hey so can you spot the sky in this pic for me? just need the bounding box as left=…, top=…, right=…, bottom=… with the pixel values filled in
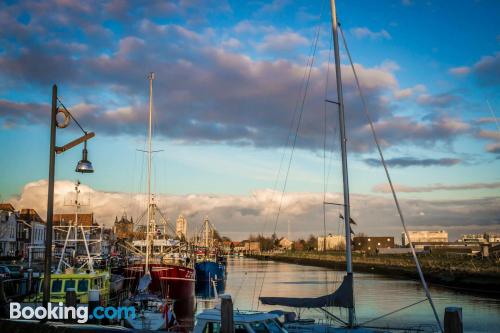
left=0, top=0, right=499, bottom=241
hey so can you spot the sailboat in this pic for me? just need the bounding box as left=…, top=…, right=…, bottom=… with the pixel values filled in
left=258, top=1, right=445, bottom=332
left=123, top=72, right=195, bottom=330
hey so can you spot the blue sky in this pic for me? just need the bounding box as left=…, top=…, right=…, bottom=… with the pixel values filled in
left=0, top=0, right=499, bottom=239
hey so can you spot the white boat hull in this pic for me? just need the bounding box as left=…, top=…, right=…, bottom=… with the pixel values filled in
left=126, top=311, right=166, bottom=330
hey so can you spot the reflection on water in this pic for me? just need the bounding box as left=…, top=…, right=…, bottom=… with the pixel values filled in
left=196, top=257, right=500, bottom=333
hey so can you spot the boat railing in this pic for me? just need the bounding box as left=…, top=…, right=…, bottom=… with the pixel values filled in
left=0, top=277, right=40, bottom=301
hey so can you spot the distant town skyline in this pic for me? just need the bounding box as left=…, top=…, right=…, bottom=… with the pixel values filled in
left=1, top=0, right=499, bottom=240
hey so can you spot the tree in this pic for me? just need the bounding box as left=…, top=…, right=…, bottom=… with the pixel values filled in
left=306, top=234, right=317, bottom=251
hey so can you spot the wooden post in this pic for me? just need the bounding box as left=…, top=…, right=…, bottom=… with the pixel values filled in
left=221, top=295, right=234, bottom=333
left=88, top=289, right=100, bottom=323
left=65, top=288, right=77, bottom=323
left=444, top=307, right=463, bottom=333
left=0, top=280, right=8, bottom=318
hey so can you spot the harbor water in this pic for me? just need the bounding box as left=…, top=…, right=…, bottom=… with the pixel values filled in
left=196, top=257, right=500, bottom=333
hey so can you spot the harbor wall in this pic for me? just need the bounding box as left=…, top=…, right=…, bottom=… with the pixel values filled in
left=248, top=252, right=500, bottom=295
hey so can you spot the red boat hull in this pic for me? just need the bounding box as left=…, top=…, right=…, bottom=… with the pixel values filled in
left=124, top=263, right=195, bottom=299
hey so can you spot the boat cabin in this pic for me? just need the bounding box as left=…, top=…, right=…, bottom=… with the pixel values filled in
left=194, top=309, right=287, bottom=333
left=36, top=271, right=110, bottom=303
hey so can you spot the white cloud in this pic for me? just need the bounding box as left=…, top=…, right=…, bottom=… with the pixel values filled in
left=448, top=66, right=471, bottom=76
left=6, top=180, right=500, bottom=242
left=350, top=27, right=391, bottom=40
left=393, top=84, right=426, bottom=100
left=257, top=32, right=308, bottom=53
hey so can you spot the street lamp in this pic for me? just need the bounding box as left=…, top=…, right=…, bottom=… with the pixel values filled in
left=42, top=84, right=95, bottom=308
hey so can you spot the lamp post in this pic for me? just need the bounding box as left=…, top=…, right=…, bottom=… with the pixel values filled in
left=42, top=84, right=95, bottom=308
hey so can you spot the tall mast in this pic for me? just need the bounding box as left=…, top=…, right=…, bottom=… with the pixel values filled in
left=145, top=72, right=155, bottom=274
left=329, top=0, right=355, bottom=327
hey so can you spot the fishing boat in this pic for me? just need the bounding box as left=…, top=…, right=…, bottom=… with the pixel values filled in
left=194, top=217, right=226, bottom=283
left=34, top=181, right=111, bottom=304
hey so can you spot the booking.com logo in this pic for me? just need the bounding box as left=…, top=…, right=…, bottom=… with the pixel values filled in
left=10, top=302, right=135, bottom=324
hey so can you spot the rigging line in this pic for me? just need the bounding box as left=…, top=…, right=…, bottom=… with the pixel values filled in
left=257, top=0, right=327, bottom=310
left=272, top=7, right=323, bottom=236
left=358, top=298, right=428, bottom=326
left=486, top=100, right=500, bottom=132
left=338, top=24, right=444, bottom=333
left=261, top=8, right=322, bottom=238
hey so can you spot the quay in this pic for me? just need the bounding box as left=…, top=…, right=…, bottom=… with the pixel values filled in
left=248, top=251, right=500, bottom=295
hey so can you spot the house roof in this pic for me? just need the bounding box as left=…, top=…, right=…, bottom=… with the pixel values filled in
left=19, top=208, right=45, bottom=223
left=0, top=203, right=15, bottom=212
left=53, top=213, right=94, bottom=226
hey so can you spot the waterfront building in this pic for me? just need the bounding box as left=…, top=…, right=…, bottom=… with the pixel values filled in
left=53, top=212, right=101, bottom=257
left=485, top=232, right=500, bottom=245
left=18, top=208, right=46, bottom=260
left=317, top=234, right=345, bottom=251
left=53, top=212, right=95, bottom=226
left=278, top=237, right=293, bottom=250
left=0, top=203, right=17, bottom=257
left=353, top=236, right=394, bottom=254
left=246, top=241, right=261, bottom=253
left=113, top=213, right=134, bottom=240
left=459, top=234, right=487, bottom=244
left=176, top=214, right=188, bottom=239
left=402, top=230, right=448, bottom=246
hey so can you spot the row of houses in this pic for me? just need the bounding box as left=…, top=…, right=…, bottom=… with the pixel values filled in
left=0, top=203, right=119, bottom=261
left=0, top=203, right=46, bottom=259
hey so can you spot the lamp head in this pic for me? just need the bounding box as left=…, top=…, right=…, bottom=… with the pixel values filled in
left=75, top=142, right=94, bottom=173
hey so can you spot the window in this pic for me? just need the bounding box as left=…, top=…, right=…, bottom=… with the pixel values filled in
left=64, top=280, right=76, bottom=291
left=235, top=324, right=248, bottom=333
left=250, top=322, right=270, bottom=333
left=202, top=322, right=221, bottom=333
left=78, top=279, right=89, bottom=292
left=51, top=279, right=62, bottom=292
left=265, top=320, right=284, bottom=333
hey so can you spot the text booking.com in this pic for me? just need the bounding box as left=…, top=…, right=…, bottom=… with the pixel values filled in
left=10, top=302, right=135, bottom=324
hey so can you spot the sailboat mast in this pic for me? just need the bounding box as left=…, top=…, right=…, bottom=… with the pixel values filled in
left=145, top=72, right=155, bottom=274
left=329, top=0, right=355, bottom=327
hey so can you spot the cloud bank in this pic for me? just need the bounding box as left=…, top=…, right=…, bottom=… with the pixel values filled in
left=7, top=180, right=500, bottom=242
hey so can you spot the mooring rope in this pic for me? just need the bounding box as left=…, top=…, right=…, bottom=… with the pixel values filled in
left=338, top=24, right=444, bottom=333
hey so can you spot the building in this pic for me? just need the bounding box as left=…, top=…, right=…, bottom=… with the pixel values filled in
left=113, top=213, right=134, bottom=240
left=18, top=208, right=46, bottom=260
left=53, top=212, right=95, bottom=226
left=244, top=241, right=261, bottom=253
left=317, top=234, right=345, bottom=251
left=0, top=203, right=17, bottom=257
left=459, top=234, right=487, bottom=244
left=402, top=230, right=448, bottom=246
left=485, top=233, right=500, bottom=245
left=175, top=214, right=188, bottom=239
left=353, top=236, right=394, bottom=254
left=278, top=237, right=293, bottom=250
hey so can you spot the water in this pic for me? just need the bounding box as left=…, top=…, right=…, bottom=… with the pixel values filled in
left=196, top=257, right=500, bottom=332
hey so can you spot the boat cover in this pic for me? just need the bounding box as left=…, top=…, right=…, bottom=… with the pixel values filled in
left=259, top=274, right=353, bottom=308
